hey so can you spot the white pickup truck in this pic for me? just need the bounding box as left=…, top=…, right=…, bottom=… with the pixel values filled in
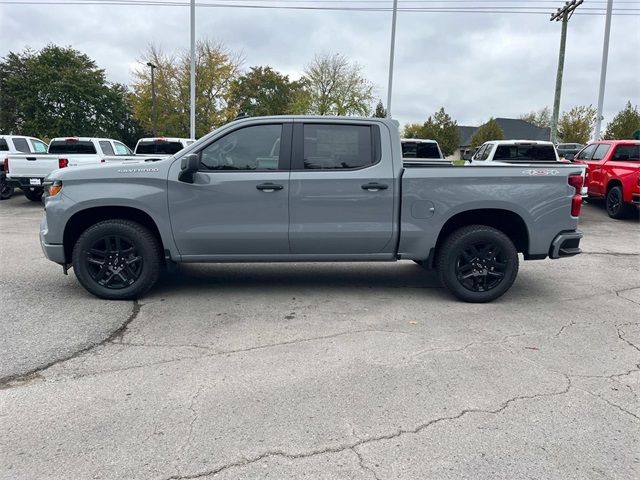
left=470, top=140, right=560, bottom=164
left=5, top=137, right=139, bottom=201
left=134, top=137, right=194, bottom=157
left=1, top=135, right=49, bottom=199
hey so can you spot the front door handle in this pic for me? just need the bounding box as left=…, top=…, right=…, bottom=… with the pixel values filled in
left=256, top=183, right=284, bottom=192
left=361, top=182, right=389, bottom=191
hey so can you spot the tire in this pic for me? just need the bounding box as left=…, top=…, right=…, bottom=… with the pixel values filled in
left=72, top=219, right=162, bottom=300
left=605, top=186, right=633, bottom=219
left=22, top=187, right=43, bottom=202
left=0, top=179, right=13, bottom=200
left=436, top=225, right=519, bottom=303
left=413, top=260, right=425, bottom=266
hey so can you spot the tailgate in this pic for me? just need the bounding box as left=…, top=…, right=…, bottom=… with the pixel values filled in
left=6, top=154, right=60, bottom=179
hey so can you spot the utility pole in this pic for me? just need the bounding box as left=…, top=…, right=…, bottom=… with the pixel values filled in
left=190, top=0, right=196, bottom=139
left=386, top=0, right=399, bottom=118
left=146, top=62, right=158, bottom=136
left=550, top=0, right=583, bottom=144
left=593, top=0, right=613, bottom=141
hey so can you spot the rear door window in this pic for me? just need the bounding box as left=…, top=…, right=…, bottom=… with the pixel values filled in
left=302, top=124, right=375, bottom=170
left=13, top=138, right=30, bottom=153
left=612, top=145, right=640, bottom=162
left=30, top=139, right=48, bottom=153
left=49, top=140, right=97, bottom=154
left=99, top=141, right=115, bottom=156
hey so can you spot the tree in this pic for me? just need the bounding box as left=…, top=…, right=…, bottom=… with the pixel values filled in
left=132, top=40, right=242, bottom=138
left=229, top=66, right=307, bottom=117
left=519, top=107, right=551, bottom=128
left=302, top=53, right=374, bottom=116
left=403, top=123, right=423, bottom=138
left=372, top=100, right=386, bottom=118
left=558, top=105, right=596, bottom=144
left=0, top=45, right=141, bottom=143
left=402, top=108, right=460, bottom=156
left=471, top=118, right=504, bottom=147
left=604, top=101, right=640, bottom=140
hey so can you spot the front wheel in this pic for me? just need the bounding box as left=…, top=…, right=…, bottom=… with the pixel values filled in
left=437, top=225, right=519, bottom=303
left=72, top=219, right=162, bottom=300
left=22, top=187, right=43, bottom=202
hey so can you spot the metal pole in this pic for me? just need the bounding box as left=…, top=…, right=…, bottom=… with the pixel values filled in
left=386, top=0, right=398, bottom=118
left=550, top=12, right=568, bottom=144
left=190, top=0, right=196, bottom=139
left=593, top=0, right=613, bottom=141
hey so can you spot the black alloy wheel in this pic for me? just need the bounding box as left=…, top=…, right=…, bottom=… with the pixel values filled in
left=454, top=241, right=508, bottom=293
left=85, top=235, right=143, bottom=289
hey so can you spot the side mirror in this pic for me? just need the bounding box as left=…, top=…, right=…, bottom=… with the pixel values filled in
left=565, top=153, right=575, bottom=161
left=178, top=153, right=200, bottom=183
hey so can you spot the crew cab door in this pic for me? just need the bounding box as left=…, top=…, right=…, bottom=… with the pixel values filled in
left=288, top=121, right=395, bottom=255
left=168, top=121, right=292, bottom=257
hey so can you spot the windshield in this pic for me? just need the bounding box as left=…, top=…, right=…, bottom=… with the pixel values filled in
left=136, top=141, right=185, bottom=155
left=402, top=142, right=442, bottom=159
left=493, top=144, right=557, bottom=162
left=49, top=140, right=97, bottom=154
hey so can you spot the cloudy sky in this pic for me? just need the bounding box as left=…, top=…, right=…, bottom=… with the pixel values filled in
left=0, top=0, right=638, bottom=128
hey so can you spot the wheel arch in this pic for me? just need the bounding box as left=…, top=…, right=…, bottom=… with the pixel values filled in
left=63, top=206, right=164, bottom=264
left=606, top=179, right=623, bottom=194
left=430, top=208, right=530, bottom=267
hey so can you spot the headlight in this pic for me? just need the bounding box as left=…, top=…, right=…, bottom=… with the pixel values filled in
left=47, top=180, right=63, bottom=197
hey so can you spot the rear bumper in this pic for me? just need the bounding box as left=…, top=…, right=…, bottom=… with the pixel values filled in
left=549, top=230, right=583, bottom=259
left=6, top=176, right=46, bottom=188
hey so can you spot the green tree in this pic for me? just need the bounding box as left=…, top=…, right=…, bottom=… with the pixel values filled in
left=229, top=66, right=307, bottom=116
left=403, top=123, right=423, bottom=138
left=416, top=107, right=460, bottom=156
left=132, top=40, right=242, bottom=138
left=372, top=100, right=386, bottom=118
left=471, top=118, right=504, bottom=147
left=302, top=53, right=374, bottom=116
left=519, top=107, right=551, bottom=128
left=604, top=101, right=640, bottom=140
left=0, top=45, right=141, bottom=142
left=558, top=105, right=597, bottom=144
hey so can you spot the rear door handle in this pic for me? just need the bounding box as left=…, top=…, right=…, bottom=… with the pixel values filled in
left=26, top=157, right=37, bottom=161
left=256, top=183, right=284, bottom=192
left=361, top=182, right=388, bottom=191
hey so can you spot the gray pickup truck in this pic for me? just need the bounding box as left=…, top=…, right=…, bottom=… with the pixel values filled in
left=40, top=116, right=585, bottom=303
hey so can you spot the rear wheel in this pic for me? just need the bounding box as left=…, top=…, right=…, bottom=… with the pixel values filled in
left=22, top=187, right=43, bottom=202
left=72, top=219, right=162, bottom=300
left=0, top=178, right=13, bottom=200
left=606, top=186, right=633, bottom=219
left=437, top=225, right=519, bottom=303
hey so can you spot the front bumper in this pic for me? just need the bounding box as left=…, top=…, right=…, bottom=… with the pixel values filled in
left=549, top=230, right=583, bottom=259
left=40, top=215, right=66, bottom=264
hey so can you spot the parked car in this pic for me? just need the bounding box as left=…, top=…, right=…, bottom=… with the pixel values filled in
left=134, top=137, right=195, bottom=157
left=5, top=137, right=139, bottom=201
left=470, top=140, right=559, bottom=164
left=40, top=116, right=585, bottom=303
left=401, top=139, right=445, bottom=161
left=571, top=140, right=640, bottom=219
left=0, top=135, right=48, bottom=200
left=556, top=143, right=584, bottom=159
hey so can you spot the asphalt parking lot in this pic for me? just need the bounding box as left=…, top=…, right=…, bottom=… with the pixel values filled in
left=1, top=193, right=639, bottom=480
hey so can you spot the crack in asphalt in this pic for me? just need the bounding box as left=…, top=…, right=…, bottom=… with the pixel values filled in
left=351, top=447, right=381, bottom=480
left=159, top=379, right=572, bottom=480
left=0, top=300, right=141, bottom=389
left=616, top=323, right=640, bottom=354
left=577, top=388, right=640, bottom=423
left=554, top=320, right=576, bottom=338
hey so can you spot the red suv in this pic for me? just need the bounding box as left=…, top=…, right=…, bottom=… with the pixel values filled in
left=572, top=140, right=640, bottom=219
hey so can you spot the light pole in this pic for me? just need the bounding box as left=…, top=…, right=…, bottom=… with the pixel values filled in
left=190, top=0, right=196, bottom=139
left=146, top=62, right=158, bottom=136
left=386, top=0, right=399, bottom=118
left=593, top=0, right=613, bottom=141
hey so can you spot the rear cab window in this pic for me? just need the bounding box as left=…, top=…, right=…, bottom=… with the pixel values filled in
left=493, top=144, right=557, bottom=162
left=13, top=138, right=30, bottom=153
left=300, top=124, right=377, bottom=170
left=402, top=142, right=441, bottom=159
left=49, top=140, right=97, bottom=154
left=136, top=140, right=185, bottom=155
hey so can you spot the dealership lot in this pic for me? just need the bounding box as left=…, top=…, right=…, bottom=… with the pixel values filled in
left=1, top=195, right=639, bottom=479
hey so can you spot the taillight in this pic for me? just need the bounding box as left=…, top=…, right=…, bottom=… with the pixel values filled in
left=568, top=174, right=583, bottom=217
left=59, top=158, right=69, bottom=169
left=3, top=158, right=8, bottom=173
